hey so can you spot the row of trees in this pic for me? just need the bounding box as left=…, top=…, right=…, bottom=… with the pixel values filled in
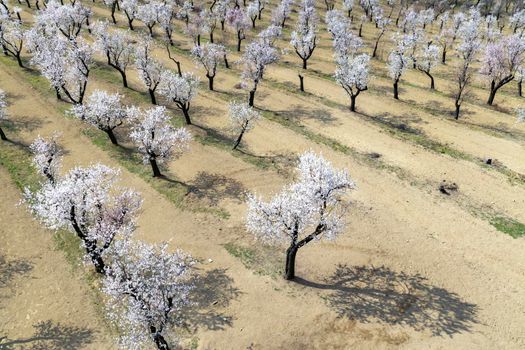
left=24, top=135, right=193, bottom=349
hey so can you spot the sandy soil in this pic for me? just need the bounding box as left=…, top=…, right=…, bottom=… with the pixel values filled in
left=1, top=1, right=525, bottom=349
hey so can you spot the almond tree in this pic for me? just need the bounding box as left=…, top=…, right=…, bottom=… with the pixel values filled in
left=35, top=1, right=91, bottom=40
left=185, top=10, right=208, bottom=46
left=121, top=0, right=138, bottom=30
left=271, top=0, right=293, bottom=27
left=388, top=33, right=415, bottom=99
left=226, top=7, right=249, bottom=51
left=158, top=2, right=176, bottom=45
left=290, top=0, right=317, bottom=70
left=71, top=90, right=129, bottom=145
left=228, top=101, right=260, bottom=149
left=191, top=43, right=225, bottom=91
left=326, top=9, right=363, bottom=58
left=93, top=22, right=133, bottom=88
left=103, top=239, right=192, bottom=350
left=214, top=0, right=231, bottom=31
left=415, top=42, right=439, bottom=89
left=335, top=53, right=370, bottom=112
left=24, top=164, right=141, bottom=275
left=102, top=0, right=119, bottom=24
left=137, top=1, right=161, bottom=36
left=135, top=37, right=164, bottom=105
left=258, top=24, right=282, bottom=46
left=453, top=16, right=481, bottom=119
left=239, top=39, right=279, bottom=107
left=246, top=152, right=355, bottom=280
left=158, top=71, right=199, bottom=124
left=371, top=14, right=390, bottom=58
left=247, top=1, right=259, bottom=28
left=29, top=134, right=62, bottom=184
left=129, top=106, right=191, bottom=177
left=0, top=89, right=7, bottom=140
left=481, top=35, right=525, bottom=105
left=343, top=0, right=353, bottom=18
left=0, top=17, right=25, bottom=67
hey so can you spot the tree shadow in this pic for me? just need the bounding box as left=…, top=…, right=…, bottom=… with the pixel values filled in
left=295, top=264, right=478, bottom=337
left=186, top=171, right=246, bottom=205
left=0, top=320, right=95, bottom=350
left=3, top=116, right=45, bottom=133
left=0, top=254, right=33, bottom=290
left=268, top=105, right=337, bottom=124
left=180, top=268, right=242, bottom=332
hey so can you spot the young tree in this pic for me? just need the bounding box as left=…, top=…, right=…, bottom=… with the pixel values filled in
left=480, top=35, right=525, bottom=105
left=121, top=0, right=139, bottom=30
left=247, top=1, right=259, bottom=28
left=372, top=15, right=390, bottom=58
left=334, top=53, right=370, bottom=112
left=137, top=1, right=161, bottom=37
left=103, top=239, right=192, bottom=350
left=185, top=10, right=208, bottom=46
left=271, top=0, right=293, bottom=27
left=158, top=71, right=199, bottom=124
left=24, top=164, right=141, bottom=275
left=29, top=134, right=62, bottom=184
left=226, top=7, right=249, bottom=51
left=102, top=0, right=119, bottom=24
left=239, top=40, right=279, bottom=107
left=191, top=43, right=225, bottom=91
left=246, top=151, right=355, bottom=280
left=135, top=37, right=164, bottom=105
left=290, top=0, right=318, bottom=70
left=0, top=89, right=7, bottom=140
left=453, top=17, right=481, bottom=119
left=228, top=101, right=260, bottom=149
left=0, top=17, right=25, bottom=67
left=415, top=42, right=439, bottom=89
left=71, top=90, right=129, bottom=145
left=388, top=33, right=415, bottom=99
left=129, top=106, right=191, bottom=177
left=93, top=23, right=133, bottom=88
left=158, top=2, right=176, bottom=45
left=343, top=0, right=353, bottom=18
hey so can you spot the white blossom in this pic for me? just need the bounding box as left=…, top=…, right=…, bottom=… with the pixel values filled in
left=228, top=101, right=261, bottom=149
left=29, top=134, right=62, bottom=184
left=158, top=71, right=199, bottom=124
left=334, top=53, right=370, bottom=111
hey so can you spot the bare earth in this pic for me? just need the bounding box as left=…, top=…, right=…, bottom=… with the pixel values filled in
left=1, top=2, right=525, bottom=349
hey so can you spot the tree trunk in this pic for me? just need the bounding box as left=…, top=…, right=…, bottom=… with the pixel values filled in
left=15, top=53, right=23, bottom=68
left=85, top=240, right=106, bottom=274
left=237, top=32, right=242, bottom=52
left=372, top=39, right=379, bottom=58
left=150, top=157, right=162, bottom=177
left=298, top=74, right=304, bottom=92
left=150, top=326, right=170, bottom=350
left=425, top=71, right=435, bottom=90
left=111, top=2, right=117, bottom=23
left=181, top=105, right=192, bottom=125
left=233, top=128, right=245, bottom=150
left=393, top=80, right=399, bottom=100
left=105, top=128, right=118, bottom=145
left=210, top=31, right=214, bottom=43
left=302, top=58, right=307, bottom=70
left=0, top=127, right=6, bottom=141
left=359, top=24, right=363, bottom=37
left=441, top=47, right=447, bottom=64
left=519, top=81, right=522, bottom=97
left=207, top=75, right=214, bottom=91
left=118, top=68, right=128, bottom=88
left=248, top=89, right=255, bottom=107
left=224, top=54, right=230, bottom=69
left=284, top=244, right=298, bottom=280
left=454, top=101, right=461, bottom=120
left=487, top=80, right=498, bottom=105
left=149, top=89, right=157, bottom=105
left=127, top=17, right=134, bottom=30
left=350, top=95, right=357, bottom=112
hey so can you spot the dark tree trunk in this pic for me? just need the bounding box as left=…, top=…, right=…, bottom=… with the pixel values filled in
left=150, top=157, right=162, bottom=177
left=210, top=31, right=214, bottom=43
left=150, top=326, right=170, bottom=350
left=105, top=128, right=118, bottom=145
left=248, top=89, right=255, bottom=107
left=487, top=87, right=497, bottom=105
left=233, top=128, right=245, bottom=149
left=181, top=105, right=192, bottom=125
left=393, top=80, right=399, bottom=99
left=424, top=71, right=435, bottom=89
left=251, top=17, right=256, bottom=28
left=111, top=1, right=117, bottom=23
left=372, top=39, right=379, bottom=58
left=197, top=34, right=201, bottom=46
left=284, top=244, right=298, bottom=280
left=221, top=20, right=225, bottom=31
left=149, top=89, right=157, bottom=105
left=127, top=17, right=134, bottom=30
left=224, top=54, right=230, bottom=68
left=298, top=74, right=304, bottom=92
left=119, top=69, right=128, bottom=88
left=359, top=23, right=363, bottom=37
left=442, top=46, right=447, bottom=64
left=350, top=95, right=357, bottom=112
left=15, top=53, right=23, bottom=68
left=55, top=87, right=62, bottom=100
left=454, top=101, right=461, bottom=120
left=519, top=81, right=523, bottom=97
left=302, top=58, right=307, bottom=70
left=207, top=75, right=214, bottom=90
left=0, top=127, right=6, bottom=140
left=237, top=31, right=242, bottom=51
left=85, top=240, right=106, bottom=274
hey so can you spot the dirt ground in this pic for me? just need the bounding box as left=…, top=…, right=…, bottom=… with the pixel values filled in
left=1, top=1, right=525, bottom=349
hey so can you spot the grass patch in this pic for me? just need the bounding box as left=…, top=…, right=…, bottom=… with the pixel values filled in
left=223, top=242, right=283, bottom=278
left=489, top=216, right=525, bottom=238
